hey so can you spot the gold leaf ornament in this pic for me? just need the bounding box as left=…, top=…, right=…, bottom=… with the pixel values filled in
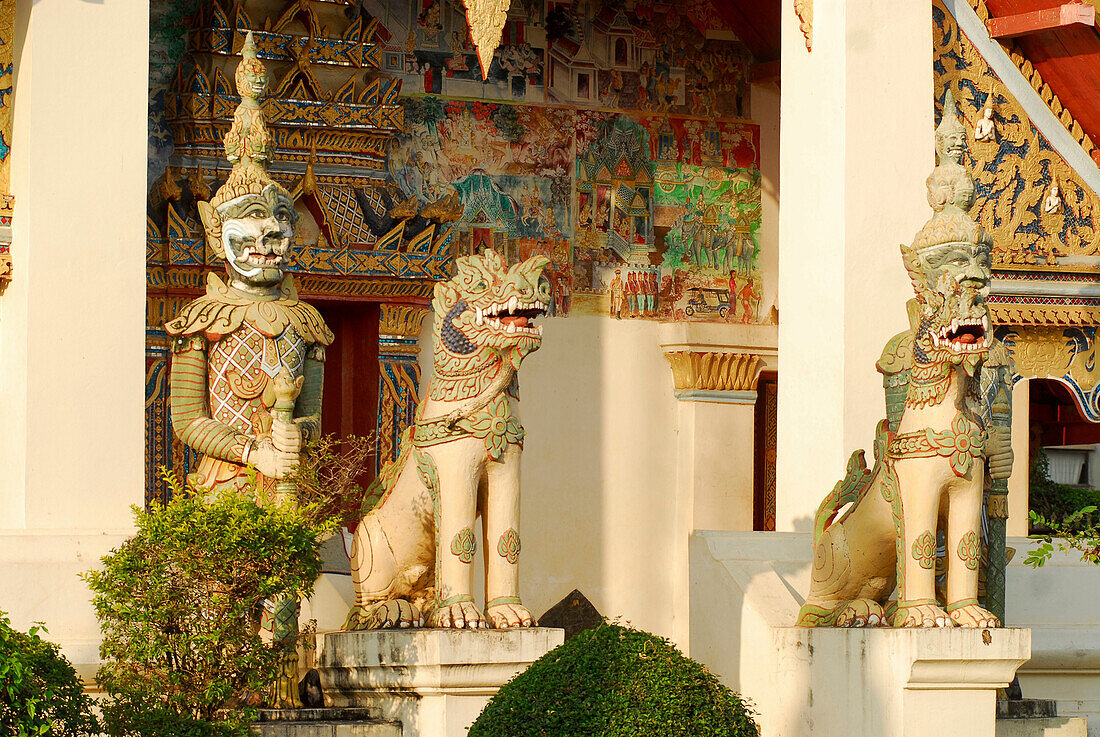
left=461, top=0, right=510, bottom=80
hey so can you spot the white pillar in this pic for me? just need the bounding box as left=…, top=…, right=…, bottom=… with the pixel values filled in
left=1008, top=380, right=1031, bottom=537
left=776, top=0, right=933, bottom=531
left=0, top=0, right=148, bottom=675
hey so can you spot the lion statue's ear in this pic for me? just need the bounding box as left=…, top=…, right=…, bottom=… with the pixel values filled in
left=197, top=201, right=224, bottom=258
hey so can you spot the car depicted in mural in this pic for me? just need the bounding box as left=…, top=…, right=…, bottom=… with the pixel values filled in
left=683, top=287, right=730, bottom=318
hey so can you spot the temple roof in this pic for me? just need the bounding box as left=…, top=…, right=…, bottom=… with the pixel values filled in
left=983, top=0, right=1100, bottom=162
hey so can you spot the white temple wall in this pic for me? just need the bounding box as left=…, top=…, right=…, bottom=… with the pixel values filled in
left=775, top=0, right=933, bottom=532
left=0, top=0, right=149, bottom=679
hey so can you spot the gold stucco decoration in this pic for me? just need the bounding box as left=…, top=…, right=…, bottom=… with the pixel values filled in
left=461, top=0, right=510, bottom=79
left=379, top=303, right=429, bottom=338
left=664, top=351, right=762, bottom=392
left=794, top=0, right=813, bottom=51
left=935, top=1, right=1100, bottom=272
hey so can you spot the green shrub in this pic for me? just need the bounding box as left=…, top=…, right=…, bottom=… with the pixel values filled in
left=0, top=611, right=99, bottom=736
left=1029, top=451, right=1100, bottom=531
left=83, top=475, right=332, bottom=734
left=468, top=623, right=758, bottom=737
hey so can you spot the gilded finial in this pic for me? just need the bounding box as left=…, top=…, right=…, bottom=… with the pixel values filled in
left=225, top=30, right=274, bottom=168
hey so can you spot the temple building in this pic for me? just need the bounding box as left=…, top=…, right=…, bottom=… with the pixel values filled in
left=2, top=0, right=1100, bottom=733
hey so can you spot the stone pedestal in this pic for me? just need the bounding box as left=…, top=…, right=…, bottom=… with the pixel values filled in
left=318, top=628, right=564, bottom=737
left=768, top=627, right=1030, bottom=737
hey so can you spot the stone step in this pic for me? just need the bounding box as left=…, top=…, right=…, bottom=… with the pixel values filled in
left=995, top=716, right=1088, bottom=737
left=251, top=708, right=401, bottom=737
left=998, top=699, right=1058, bottom=720
left=256, top=708, right=383, bottom=723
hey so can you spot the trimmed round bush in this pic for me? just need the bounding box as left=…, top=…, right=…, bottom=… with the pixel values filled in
left=468, top=623, right=758, bottom=737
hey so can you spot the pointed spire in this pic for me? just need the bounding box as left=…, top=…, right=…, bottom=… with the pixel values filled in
left=241, top=29, right=258, bottom=61
left=934, top=88, right=968, bottom=166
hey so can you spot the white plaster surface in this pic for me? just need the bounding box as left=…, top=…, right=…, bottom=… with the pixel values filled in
left=776, top=0, right=933, bottom=532
left=0, top=0, right=148, bottom=680
left=690, top=531, right=1100, bottom=737
left=317, top=628, right=564, bottom=737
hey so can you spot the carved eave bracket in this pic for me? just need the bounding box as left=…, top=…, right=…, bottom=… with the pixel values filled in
left=659, top=323, right=778, bottom=403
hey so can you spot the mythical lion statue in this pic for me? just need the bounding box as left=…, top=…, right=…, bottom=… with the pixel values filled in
left=797, top=92, right=1013, bottom=629
left=346, top=250, right=550, bottom=631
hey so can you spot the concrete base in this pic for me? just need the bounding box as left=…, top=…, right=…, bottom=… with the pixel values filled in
left=997, top=717, right=1089, bottom=737
left=768, top=627, right=1031, bottom=737
left=251, top=708, right=401, bottom=737
left=317, top=628, right=564, bottom=737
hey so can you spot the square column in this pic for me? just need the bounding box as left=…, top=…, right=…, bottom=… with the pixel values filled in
left=0, top=0, right=148, bottom=677
left=776, top=0, right=934, bottom=530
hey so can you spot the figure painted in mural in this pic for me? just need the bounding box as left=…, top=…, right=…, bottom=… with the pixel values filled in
left=166, top=41, right=333, bottom=708
left=610, top=269, right=624, bottom=319
left=345, top=251, right=550, bottom=630
left=626, top=272, right=639, bottom=315
left=797, top=93, right=1011, bottom=629
left=646, top=271, right=658, bottom=315
left=223, top=32, right=273, bottom=167
left=738, top=277, right=760, bottom=323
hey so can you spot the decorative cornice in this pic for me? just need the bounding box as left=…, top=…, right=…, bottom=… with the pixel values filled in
left=664, top=351, right=762, bottom=393
left=379, top=303, right=429, bottom=340
left=990, top=303, right=1100, bottom=327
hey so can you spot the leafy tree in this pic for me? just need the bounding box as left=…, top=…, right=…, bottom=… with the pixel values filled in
left=490, top=105, right=525, bottom=144
left=83, top=474, right=331, bottom=734
left=0, top=612, right=99, bottom=736
left=469, top=623, right=758, bottom=737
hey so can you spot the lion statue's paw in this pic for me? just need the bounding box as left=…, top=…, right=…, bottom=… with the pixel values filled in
left=948, top=602, right=1000, bottom=628
left=344, top=598, right=422, bottom=630
left=893, top=601, right=953, bottom=628
left=427, top=598, right=486, bottom=629
left=835, top=599, right=885, bottom=628
left=488, top=601, right=536, bottom=629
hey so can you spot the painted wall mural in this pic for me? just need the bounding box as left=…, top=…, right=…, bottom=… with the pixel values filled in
left=393, top=95, right=761, bottom=321
left=147, top=0, right=764, bottom=325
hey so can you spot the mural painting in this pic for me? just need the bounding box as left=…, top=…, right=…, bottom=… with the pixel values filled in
left=368, top=0, right=752, bottom=117
left=147, top=0, right=765, bottom=333
left=392, top=95, right=762, bottom=322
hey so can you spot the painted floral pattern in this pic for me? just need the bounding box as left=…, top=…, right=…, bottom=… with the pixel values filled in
left=450, top=526, right=476, bottom=563
left=497, top=528, right=521, bottom=564
left=957, top=530, right=981, bottom=571
left=457, top=394, right=524, bottom=462
left=912, top=530, right=937, bottom=570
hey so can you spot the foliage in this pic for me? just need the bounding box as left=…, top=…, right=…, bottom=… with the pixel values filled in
left=490, top=105, right=525, bottom=144
left=1025, top=505, right=1100, bottom=568
left=83, top=473, right=329, bottom=731
left=150, top=0, right=205, bottom=67
left=545, top=7, right=576, bottom=43
left=1028, top=450, right=1100, bottom=530
left=468, top=623, right=758, bottom=737
left=288, top=434, right=376, bottom=527
left=0, top=612, right=99, bottom=736
left=403, top=96, right=447, bottom=134
left=1025, top=451, right=1100, bottom=568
